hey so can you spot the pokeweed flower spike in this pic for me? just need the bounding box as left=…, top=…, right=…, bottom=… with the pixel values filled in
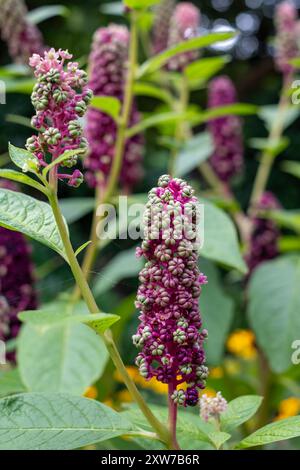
left=274, top=1, right=299, bottom=76
left=84, top=25, right=144, bottom=191
left=207, top=76, right=244, bottom=183
left=152, top=0, right=176, bottom=54
left=0, top=179, right=37, bottom=362
left=199, top=392, right=227, bottom=421
left=167, top=2, right=201, bottom=71
left=133, top=175, right=208, bottom=407
left=245, top=191, right=281, bottom=275
left=26, top=48, right=92, bottom=187
left=0, top=0, right=44, bottom=64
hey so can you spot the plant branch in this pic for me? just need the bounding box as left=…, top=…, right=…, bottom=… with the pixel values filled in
left=249, top=74, right=292, bottom=211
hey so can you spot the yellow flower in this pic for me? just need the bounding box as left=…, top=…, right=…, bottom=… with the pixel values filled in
left=117, top=390, right=133, bottom=403
left=210, top=366, right=224, bottom=379
left=84, top=385, right=98, bottom=400
left=277, top=397, right=300, bottom=419
left=200, top=387, right=216, bottom=398
left=227, top=329, right=257, bottom=359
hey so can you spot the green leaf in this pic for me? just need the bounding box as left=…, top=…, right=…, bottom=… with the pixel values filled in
left=0, top=189, right=67, bottom=260
left=248, top=255, right=300, bottom=373
left=279, top=236, right=300, bottom=252
left=220, top=395, right=263, bottom=433
left=236, top=416, right=300, bottom=449
left=94, top=247, right=143, bottom=296
left=100, top=2, right=124, bottom=15
left=0, top=393, right=133, bottom=450
left=126, top=111, right=196, bottom=138
left=262, top=209, right=300, bottom=234
left=282, top=160, right=300, bottom=179
left=18, top=309, right=119, bottom=333
left=200, top=259, right=234, bottom=364
left=27, top=5, right=70, bottom=24
left=90, top=96, right=121, bottom=120
left=43, top=148, right=86, bottom=176
left=0, top=169, right=47, bottom=195
left=4, top=78, right=34, bottom=94
left=124, top=0, right=160, bottom=9
left=193, top=103, right=257, bottom=125
left=75, top=240, right=92, bottom=257
left=59, top=197, right=94, bottom=224
left=123, top=404, right=221, bottom=449
left=5, top=114, right=32, bottom=129
left=259, top=105, right=300, bottom=131
left=133, top=82, right=173, bottom=105
left=185, top=56, right=230, bottom=86
left=18, top=321, right=109, bottom=395
left=249, top=136, right=289, bottom=158
left=0, top=369, right=27, bottom=398
left=207, top=431, right=231, bottom=450
left=200, top=200, right=248, bottom=274
left=8, top=143, right=39, bottom=174
left=138, top=32, right=235, bottom=78
left=174, top=132, right=213, bottom=177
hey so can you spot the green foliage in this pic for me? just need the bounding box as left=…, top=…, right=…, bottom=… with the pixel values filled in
left=200, top=200, right=248, bottom=274
left=0, top=393, right=134, bottom=450
left=0, top=369, right=27, bottom=398
left=200, top=260, right=234, bottom=364
left=59, top=197, right=94, bottom=224
left=220, top=395, right=263, bottom=432
left=236, top=416, right=300, bottom=449
left=0, top=188, right=67, bottom=260
left=18, top=321, right=109, bottom=395
left=137, top=32, right=235, bottom=78
left=248, top=255, right=300, bottom=373
left=174, top=132, right=213, bottom=177
left=90, top=96, right=121, bottom=120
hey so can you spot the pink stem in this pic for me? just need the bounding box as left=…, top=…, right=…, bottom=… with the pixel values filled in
left=168, top=382, right=180, bottom=450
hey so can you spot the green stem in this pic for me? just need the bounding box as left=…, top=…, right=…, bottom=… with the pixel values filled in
left=169, top=74, right=189, bottom=176
left=48, top=190, right=172, bottom=448
left=249, top=74, right=292, bottom=210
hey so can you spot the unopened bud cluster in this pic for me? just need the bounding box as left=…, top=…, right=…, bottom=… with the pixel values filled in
left=133, top=175, right=208, bottom=407
left=26, top=48, right=92, bottom=187
left=199, top=392, right=228, bottom=421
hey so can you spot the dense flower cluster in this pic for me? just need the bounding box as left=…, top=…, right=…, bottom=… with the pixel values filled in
left=26, top=48, right=92, bottom=187
left=274, top=1, right=299, bottom=75
left=84, top=25, right=143, bottom=191
left=0, top=180, right=37, bottom=362
left=0, top=0, right=44, bottom=64
left=245, top=192, right=281, bottom=274
left=167, top=2, right=201, bottom=71
left=133, top=175, right=208, bottom=407
left=199, top=391, right=227, bottom=421
left=152, top=0, right=176, bottom=54
left=207, top=76, right=244, bottom=183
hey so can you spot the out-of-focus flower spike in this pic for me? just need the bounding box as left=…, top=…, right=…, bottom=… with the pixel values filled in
left=152, top=0, right=176, bottom=54
left=167, top=2, right=201, bottom=71
left=0, top=0, right=45, bottom=64
left=274, top=1, right=299, bottom=75
left=84, top=25, right=144, bottom=192
left=207, top=76, right=244, bottom=183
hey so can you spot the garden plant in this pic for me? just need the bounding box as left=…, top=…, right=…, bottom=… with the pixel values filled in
left=0, top=0, right=300, bottom=453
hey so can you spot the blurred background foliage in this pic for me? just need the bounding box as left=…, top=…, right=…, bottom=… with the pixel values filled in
left=1, top=0, right=300, bottom=449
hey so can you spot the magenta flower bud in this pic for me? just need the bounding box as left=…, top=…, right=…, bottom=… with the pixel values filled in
left=0, top=0, right=44, bottom=64
left=245, top=192, right=281, bottom=275
left=167, top=2, right=201, bottom=70
left=0, top=179, right=37, bottom=363
left=84, top=25, right=144, bottom=192
left=207, top=76, right=244, bottom=183
left=152, top=0, right=176, bottom=54
left=133, top=175, right=208, bottom=407
left=275, top=1, right=299, bottom=75
left=27, top=48, right=92, bottom=186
